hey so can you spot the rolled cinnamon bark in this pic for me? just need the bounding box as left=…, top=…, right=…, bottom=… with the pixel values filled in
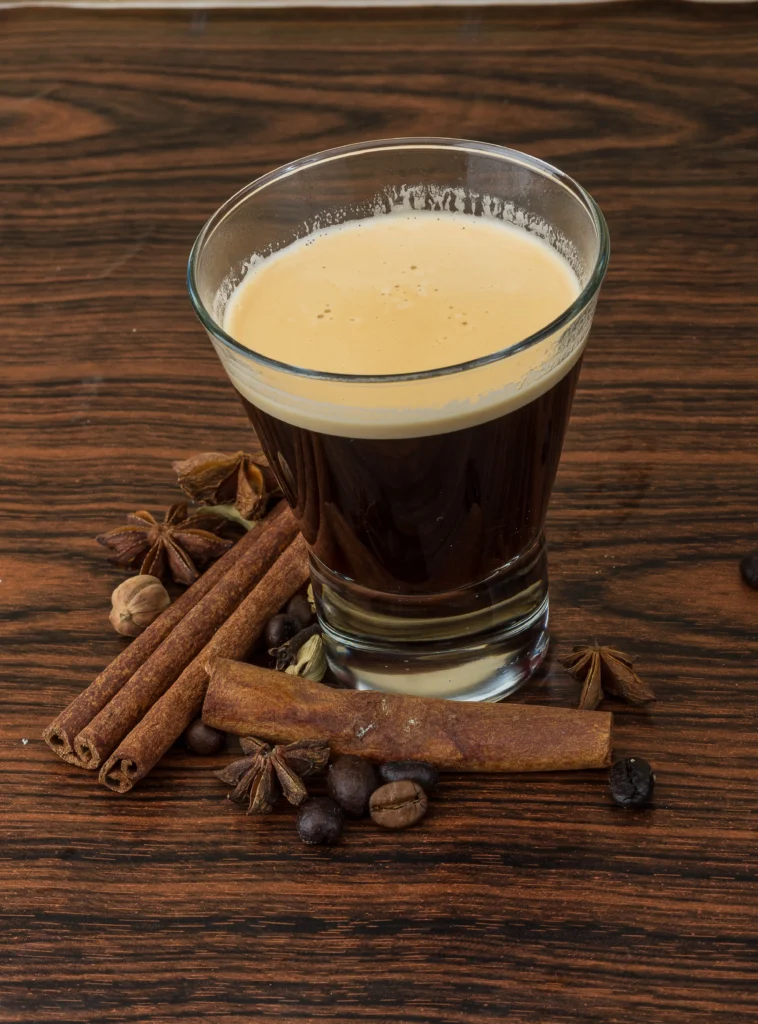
left=43, top=502, right=289, bottom=765
left=99, top=534, right=309, bottom=794
left=202, top=663, right=613, bottom=773
left=72, top=505, right=299, bottom=770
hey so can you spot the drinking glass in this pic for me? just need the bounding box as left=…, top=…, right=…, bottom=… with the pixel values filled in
left=188, top=138, right=609, bottom=702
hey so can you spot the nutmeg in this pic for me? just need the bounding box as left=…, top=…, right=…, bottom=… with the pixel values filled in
left=109, top=574, right=171, bottom=637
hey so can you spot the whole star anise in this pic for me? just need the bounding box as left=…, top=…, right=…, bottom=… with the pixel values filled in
left=173, top=450, right=280, bottom=521
left=96, top=502, right=233, bottom=586
left=562, top=643, right=657, bottom=711
left=215, top=736, right=330, bottom=814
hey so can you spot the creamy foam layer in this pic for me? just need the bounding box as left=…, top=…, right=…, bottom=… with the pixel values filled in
left=215, top=211, right=589, bottom=439
left=224, top=213, right=579, bottom=375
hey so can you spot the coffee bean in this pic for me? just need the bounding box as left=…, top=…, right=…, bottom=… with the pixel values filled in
left=327, top=755, right=377, bottom=817
left=609, top=757, right=655, bottom=808
left=378, top=760, right=439, bottom=792
left=184, top=719, right=225, bottom=756
left=286, top=593, right=314, bottom=629
left=296, top=797, right=344, bottom=845
left=369, top=780, right=428, bottom=829
left=739, top=552, right=758, bottom=590
left=265, top=613, right=300, bottom=650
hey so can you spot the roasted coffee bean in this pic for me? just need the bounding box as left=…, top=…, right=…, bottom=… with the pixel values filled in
left=378, top=760, right=439, bottom=792
left=184, top=719, right=225, bottom=756
left=327, top=755, right=377, bottom=817
left=265, top=613, right=300, bottom=650
left=609, top=757, right=655, bottom=808
left=296, top=797, right=344, bottom=845
left=739, top=552, right=758, bottom=590
left=286, top=593, right=314, bottom=629
left=369, top=780, right=428, bottom=829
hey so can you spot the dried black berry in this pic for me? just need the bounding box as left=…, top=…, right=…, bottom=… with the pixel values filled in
left=185, top=719, right=225, bottom=756
left=609, top=757, right=655, bottom=808
left=327, top=755, right=377, bottom=817
left=286, top=593, right=314, bottom=629
left=378, top=760, right=439, bottom=792
left=739, top=552, right=758, bottom=590
left=265, top=613, right=300, bottom=650
left=297, top=797, right=344, bottom=845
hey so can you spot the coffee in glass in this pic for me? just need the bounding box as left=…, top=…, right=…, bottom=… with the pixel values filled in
left=188, top=139, right=609, bottom=701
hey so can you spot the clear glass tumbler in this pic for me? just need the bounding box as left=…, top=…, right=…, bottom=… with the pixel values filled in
left=188, top=138, right=609, bottom=702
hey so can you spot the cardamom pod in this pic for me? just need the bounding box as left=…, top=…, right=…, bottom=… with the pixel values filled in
left=284, top=633, right=327, bottom=682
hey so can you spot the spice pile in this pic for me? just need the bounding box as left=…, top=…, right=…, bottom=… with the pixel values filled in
left=214, top=740, right=438, bottom=844
left=43, top=446, right=663, bottom=844
left=43, top=449, right=308, bottom=790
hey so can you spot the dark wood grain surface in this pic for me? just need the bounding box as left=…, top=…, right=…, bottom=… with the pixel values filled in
left=2, top=3, right=758, bottom=1021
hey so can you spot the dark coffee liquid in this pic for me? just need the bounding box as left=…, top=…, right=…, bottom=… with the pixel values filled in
left=239, top=360, right=580, bottom=596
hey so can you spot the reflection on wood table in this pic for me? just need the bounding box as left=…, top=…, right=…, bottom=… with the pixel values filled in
left=1, top=3, right=758, bottom=1023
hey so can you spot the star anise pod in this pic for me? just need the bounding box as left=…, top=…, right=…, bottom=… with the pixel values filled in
left=96, top=502, right=233, bottom=586
left=173, top=450, right=280, bottom=521
left=562, top=643, right=657, bottom=711
left=215, top=736, right=330, bottom=814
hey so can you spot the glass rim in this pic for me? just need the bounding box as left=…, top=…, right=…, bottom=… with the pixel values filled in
left=187, top=136, right=610, bottom=385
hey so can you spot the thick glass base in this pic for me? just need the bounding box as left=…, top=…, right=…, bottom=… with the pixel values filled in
left=311, top=539, right=550, bottom=702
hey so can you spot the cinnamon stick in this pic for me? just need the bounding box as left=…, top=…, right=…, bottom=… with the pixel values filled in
left=202, top=663, right=613, bottom=772
left=43, top=502, right=289, bottom=765
left=99, top=534, right=309, bottom=794
left=71, top=505, right=299, bottom=770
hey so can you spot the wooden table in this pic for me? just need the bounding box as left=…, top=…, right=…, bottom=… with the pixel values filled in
left=3, top=3, right=758, bottom=1021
